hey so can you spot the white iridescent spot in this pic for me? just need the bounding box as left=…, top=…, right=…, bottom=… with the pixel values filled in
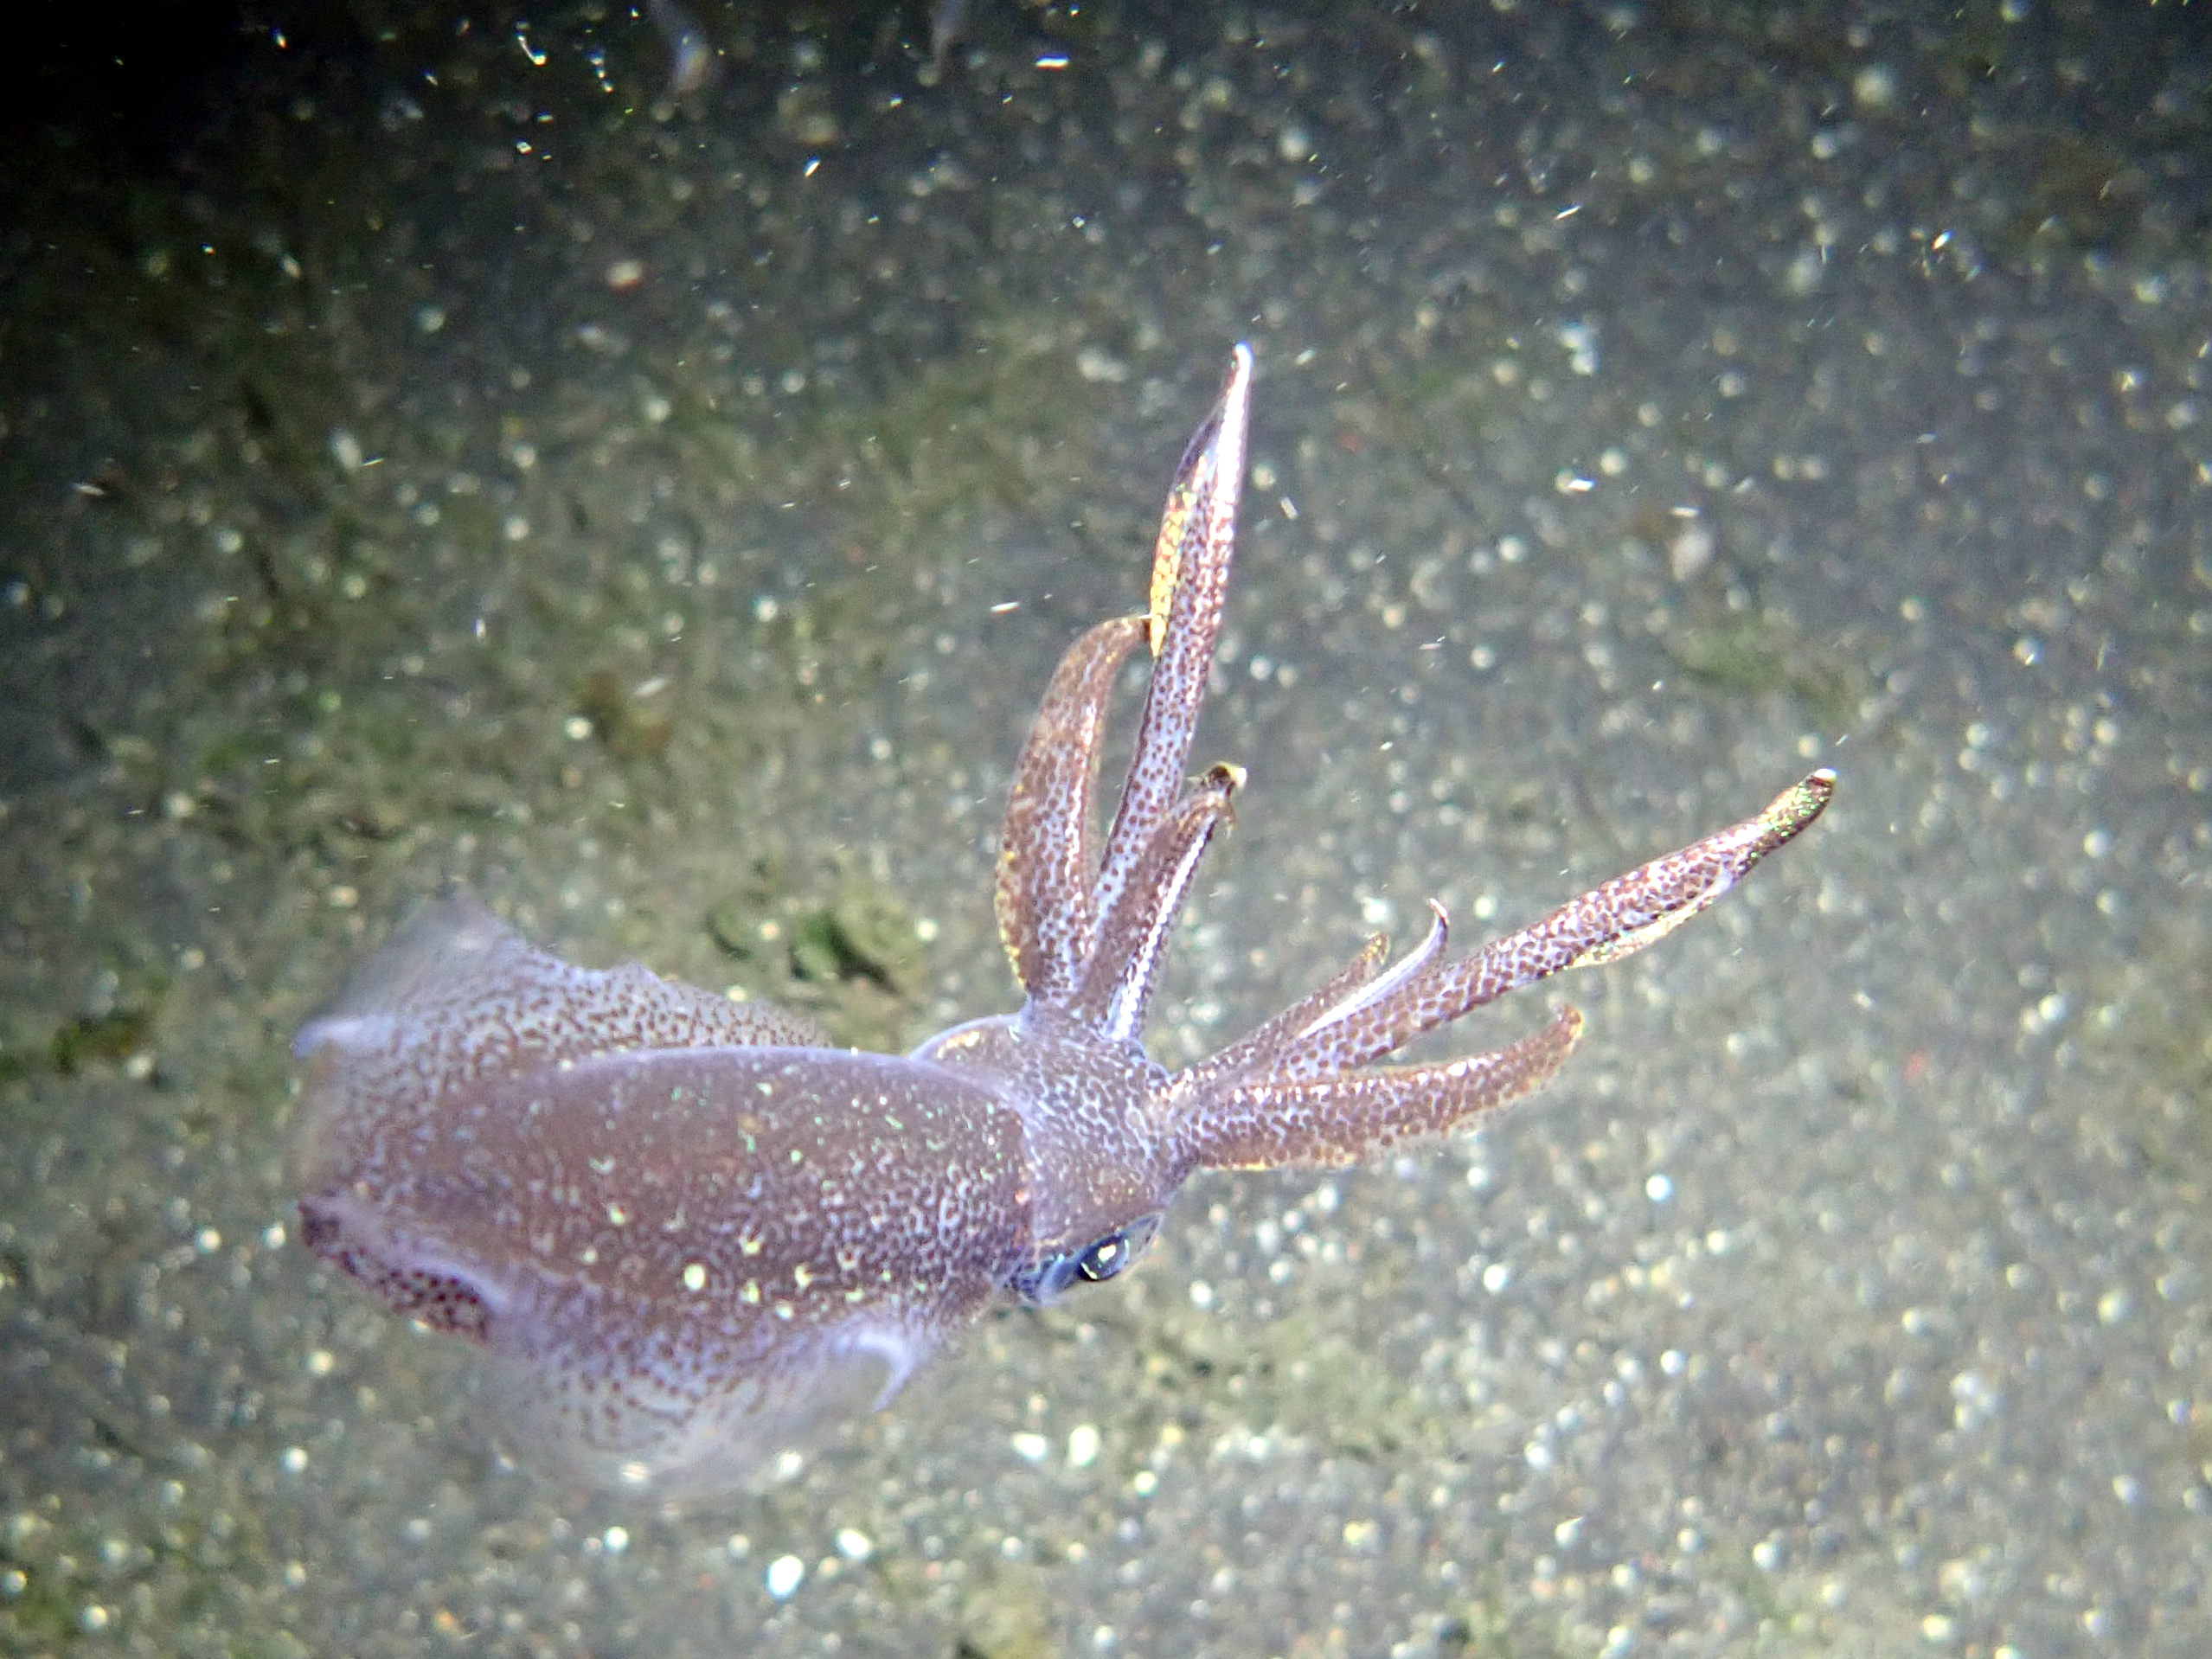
left=1067, top=1424, right=1101, bottom=1469
left=766, top=1555, right=805, bottom=1598
left=683, top=1262, right=708, bottom=1292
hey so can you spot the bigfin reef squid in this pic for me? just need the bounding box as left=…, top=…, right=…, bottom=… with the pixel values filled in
left=292, top=345, right=1833, bottom=1498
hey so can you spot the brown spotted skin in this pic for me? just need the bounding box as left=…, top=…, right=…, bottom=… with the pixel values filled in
left=298, top=983, right=1025, bottom=1495
left=293, top=345, right=1832, bottom=1497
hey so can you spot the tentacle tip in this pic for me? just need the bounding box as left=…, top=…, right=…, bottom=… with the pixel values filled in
left=1766, top=769, right=1837, bottom=836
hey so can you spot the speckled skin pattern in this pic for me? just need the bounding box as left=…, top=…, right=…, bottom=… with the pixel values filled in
left=292, top=345, right=1831, bottom=1497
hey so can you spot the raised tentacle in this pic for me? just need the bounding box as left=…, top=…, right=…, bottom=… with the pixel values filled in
left=1073, top=764, right=1242, bottom=1042
left=995, top=613, right=1148, bottom=1001
left=1265, top=769, right=1833, bottom=1083
left=1091, top=345, right=1253, bottom=945
left=1176, top=1008, right=1584, bottom=1170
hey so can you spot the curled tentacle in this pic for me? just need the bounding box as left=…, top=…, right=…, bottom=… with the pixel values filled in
left=1156, top=904, right=1445, bottom=1122
left=1162, top=932, right=1392, bottom=1115
left=1296, top=900, right=1450, bottom=1040
left=1176, top=1008, right=1584, bottom=1171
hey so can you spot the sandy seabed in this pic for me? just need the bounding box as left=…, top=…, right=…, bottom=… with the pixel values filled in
left=3, top=4, right=2209, bottom=1655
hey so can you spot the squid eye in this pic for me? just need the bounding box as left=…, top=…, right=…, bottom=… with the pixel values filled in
left=1013, top=1214, right=1163, bottom=1306
left=1074, top=1214, right=1159, bottom=1284
left=1074, top=1235, right=1129, bottom=1282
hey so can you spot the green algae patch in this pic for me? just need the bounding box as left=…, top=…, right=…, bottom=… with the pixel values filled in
left=708, top=859, right=932, bottom=1054
left=1667, top=607, right=1863, bottom=732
